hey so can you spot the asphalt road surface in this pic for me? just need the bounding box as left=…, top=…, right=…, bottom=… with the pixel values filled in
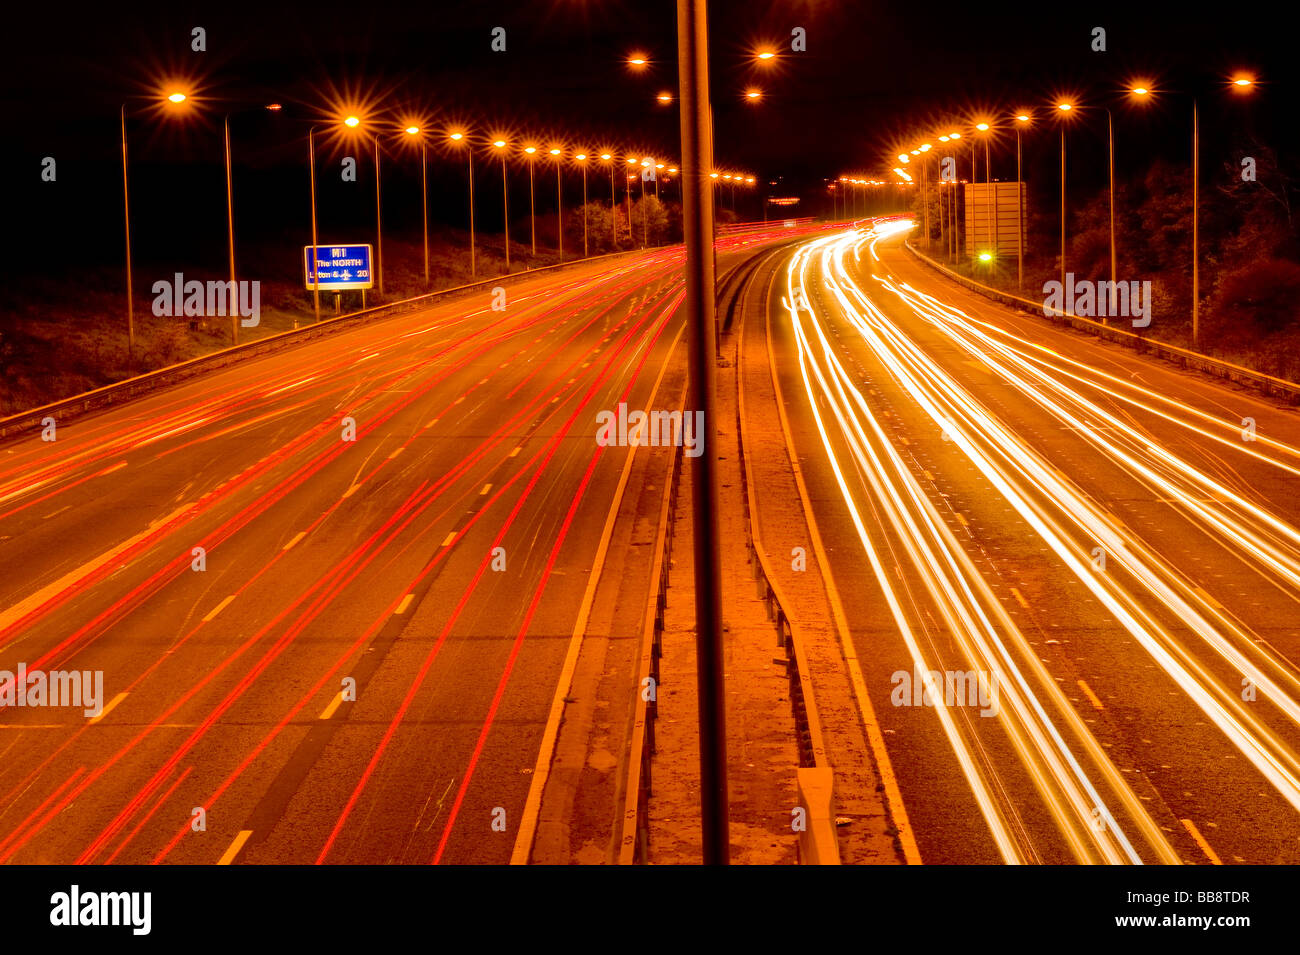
left=763, top=223, right=1300, bottom=864
left=0, top=229, right=816, bottom=865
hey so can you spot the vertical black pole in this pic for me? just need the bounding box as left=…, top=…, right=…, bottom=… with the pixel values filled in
left=677, top=0, right=728, bottom=866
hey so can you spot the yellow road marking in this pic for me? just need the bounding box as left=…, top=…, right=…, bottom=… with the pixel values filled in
left=395, top=594, right=414, bottom=615
left=283, top=531, right=306, bottom=551
left=1077, top=679, right=1105, bottom=711
left=1009, top=587, right=1030, bottom=609
left=217, top=830, right=253, bottom=865
left=319, top=692, right=346, bottom=721
left=1180, top=818, right=1223, bottom=865
left=89, top=692, right=128, bottom=724
left=202, top=595, right=236, bottom=623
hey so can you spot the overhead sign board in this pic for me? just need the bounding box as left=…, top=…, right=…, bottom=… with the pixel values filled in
left=304, top=245, right=374, bottom=291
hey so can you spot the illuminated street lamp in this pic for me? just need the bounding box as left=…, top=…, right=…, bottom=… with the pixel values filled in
left=493, top=138, right=510, bottom=271
left=448, top=131, right=476, bottom=277
left=1128, top=75, right=1256, bottom=347
left=524, top=145, right=538, bottom=255
left=550, top=147, right=564, bottom=261
left=575, top=152, right=589, bottom=257
left=657, top=91, right=674, bottom=105
left=745, top=88, right=762, bottom=102
left=1013, top=111, right=1031, bottom=290
left=120, top=90, right=193, bottom=361
left=404, top=125, right=430, bottom=286
left=600, top=152, right=617, bottom=250
left=626, top=157, right=638, bottom=241
left=1055, top=102, right=1076, bottom=296
left=627, top=51, right=649, bottom=70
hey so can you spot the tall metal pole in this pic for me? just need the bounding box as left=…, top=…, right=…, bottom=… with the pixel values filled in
left=120, top=106, right=135, bottom=364
left=556, top=159, right=564, bottom=262
left=1016, top=126, right=1024, bottom=291
left=373, top=136, right=384, bottom=295
left=1192, top=100, right=1200, bottom=348
left=1060, top=127, right=1067, bottom=295
left=501, top=152, right=510, bottom=271
left=580, top=160, right=588, bottom=257
left=468, top=146, right=477, bottom=278
left=609, top=161, right=617, bottom=249
left=677, top=0, right=728, bottom=866
left=641, top=170, right=649, bottom=247
left=1108, top=109, right=1116, bottom=320
left=528, top=156, right=536, bottom=255
left=921, top=159, right=929, bottom=247
left=421, top=141, right=430, bottom=286
left=309, top=127, right=320, bottom=326
left=224, top=115, right=239, bottom=345
left=625, top=170, right=634, bottom=241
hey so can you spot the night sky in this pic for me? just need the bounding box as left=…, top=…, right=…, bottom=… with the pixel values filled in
left=3, top=0, right=1291, bottom=276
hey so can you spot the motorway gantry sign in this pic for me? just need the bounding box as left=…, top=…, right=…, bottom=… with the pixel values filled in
left=303, top=245, right=374, bottom=291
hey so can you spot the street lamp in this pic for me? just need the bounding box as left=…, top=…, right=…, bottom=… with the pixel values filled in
left=575, top=153, right=590, bottom=257
left=524, top=145, right=538, bottom=255
left=601, top=152, right=617, bottom=250
left=550, top=147, right=564, bottom=262
left=449, top=131, right=476, bottom=278
left=640, top=158, right=652, bottom=246
left=1129, top=75, right=1256, bottom=348
left=493, top=138, right=510, bottom=271
left=1055, top=102, right=1076, bottom=297
left=1013, top=112, right=1031, bottom=290
left=626, top=157, right=638, bottom=241
left=404, top=124, right=429, bottom=287
left=745, top=88, right=762, bottom=103
left=119, top=90, right=194, bottom=363
left=337, top=115, right=384, bottom=296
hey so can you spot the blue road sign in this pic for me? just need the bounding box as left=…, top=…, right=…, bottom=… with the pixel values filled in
left=304, top=245, right=374, bottom=291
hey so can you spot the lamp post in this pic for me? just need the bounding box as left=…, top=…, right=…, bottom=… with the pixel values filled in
left=1013, top=114, right=1030, bottom=291
left=549, top=148, right=564, bottom=262
left=308, top=126, right=320, bottom=325
left=640, top=160, right=650, bottom=247
left=120, top=92, right=193, bottom=363
left=524, top=145, right=538, bottom=256
left=1128, top=78, right=1254, bottom=347
left=576, top=153, right=589, bottom=257
left=404, top=125, right=429, bottom=286
left=493, top=139, right=510, bottom=271
left=1055, top=102, right=1075, bottom=296
left=601, top=153, right=617, bottom=250
left=677, top=0, right=728, bottom=865
left=120, top=105, right=136, bottom=362
left=626, top=158, right=637, bottom=241
left=374, top=135, right=384, bottom=294
left=449, top=132, right=476, bottom=277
